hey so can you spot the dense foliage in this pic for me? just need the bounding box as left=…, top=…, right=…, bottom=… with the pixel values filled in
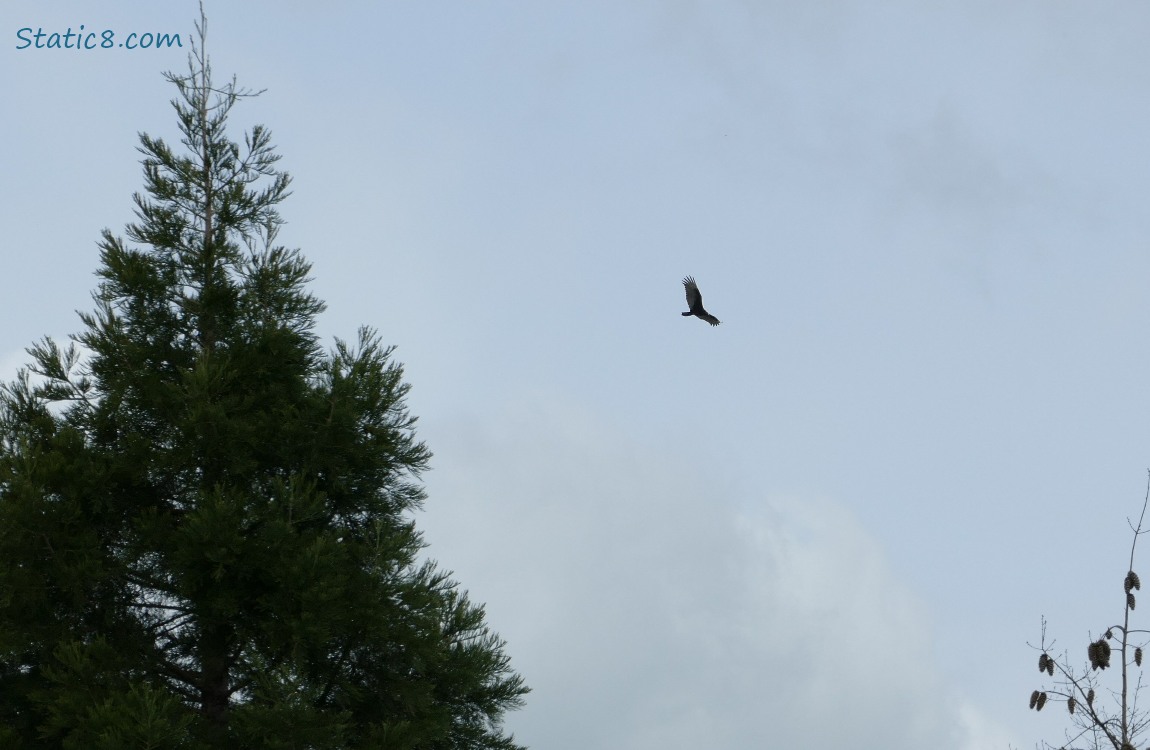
left=0, top=32, right=526, bottom=750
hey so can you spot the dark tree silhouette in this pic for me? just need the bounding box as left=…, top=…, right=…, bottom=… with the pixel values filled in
left=0, top=10, right=527, bottom=749
left=681, top=276, right=721, bottom=326
left=1026, top=474, right=1150, bottom=750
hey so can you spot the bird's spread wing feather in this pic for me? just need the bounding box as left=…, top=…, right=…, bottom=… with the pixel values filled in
left=682, top=276, right=702, bottom=310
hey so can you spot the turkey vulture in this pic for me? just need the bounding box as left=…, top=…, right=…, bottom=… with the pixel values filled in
left=681, top=276, right=720, bottom=326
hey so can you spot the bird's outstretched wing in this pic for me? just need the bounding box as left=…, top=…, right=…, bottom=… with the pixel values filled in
left=683, top=276, right=703, bottom=310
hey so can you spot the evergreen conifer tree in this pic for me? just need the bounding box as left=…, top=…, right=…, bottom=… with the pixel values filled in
left=0, top=16, right=527, bottom=749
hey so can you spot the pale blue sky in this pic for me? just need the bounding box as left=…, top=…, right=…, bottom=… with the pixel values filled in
left=6, top=2, right=1150, bottom=747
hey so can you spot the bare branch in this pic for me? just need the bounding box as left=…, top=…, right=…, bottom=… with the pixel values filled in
left=1028, top=475, right=1150, bottom=750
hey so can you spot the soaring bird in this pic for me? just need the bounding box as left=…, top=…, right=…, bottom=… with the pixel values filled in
left=681, top=276, right=720, bottom=326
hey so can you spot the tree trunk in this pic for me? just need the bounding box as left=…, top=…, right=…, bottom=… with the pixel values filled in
left=199, top=622, right=233, bottom=740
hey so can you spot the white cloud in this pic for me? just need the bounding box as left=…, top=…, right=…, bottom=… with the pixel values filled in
left=957, top=699, right=1021, bottom=750
left=417, top=392, right=994, bottom=749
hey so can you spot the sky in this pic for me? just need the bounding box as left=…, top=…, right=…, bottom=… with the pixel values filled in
left=4, top=1, right=1150, bottom=748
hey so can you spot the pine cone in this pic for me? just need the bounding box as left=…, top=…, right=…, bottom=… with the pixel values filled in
left=1129, top=592, right=1137, bottom=611
left=1030, top=690, right=1039, bottom=709
left=1039, top=653, right=1049, bottom=673
left=1089, top=638, right=1112, bottom=670
left=1047, top=658, right=1054, bottom=676
left=1067, top=696, right=1076, bottom=714
left=1037, top=691, right=1048, bottom=711
left=1087, top=688, right=1095, bottom=707
left=1138, top=647, right=1144, bottom=667
left=1126, top=570, right=1142, bottom=593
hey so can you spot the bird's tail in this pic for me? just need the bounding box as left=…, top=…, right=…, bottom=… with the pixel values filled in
left=681, top=312, right=691, bottom=316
